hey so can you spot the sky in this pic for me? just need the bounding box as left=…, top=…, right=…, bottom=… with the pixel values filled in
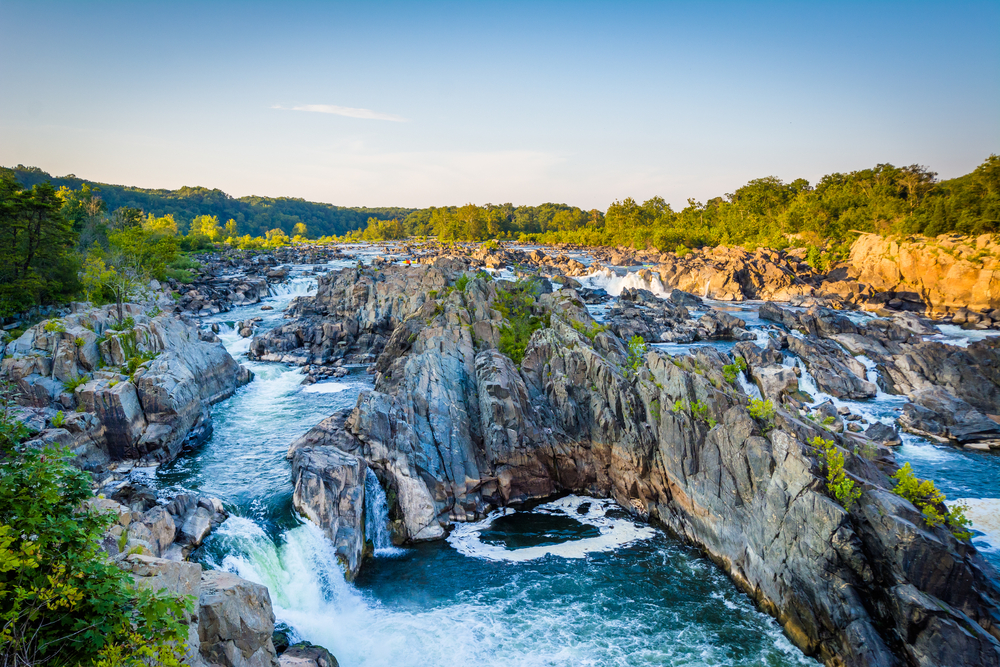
left=1, top=1, right=998, bottom=210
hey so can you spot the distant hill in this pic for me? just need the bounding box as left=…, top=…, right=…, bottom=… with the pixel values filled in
left=1, top=165, right=414, bottom=238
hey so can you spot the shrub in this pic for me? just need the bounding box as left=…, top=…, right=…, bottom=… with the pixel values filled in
left=891, top=463, right=972, bottom=540
left=74, top=337, right=86, bottom=348
left=0, top=382, right=191, bottom=665
left=625, top=335, right=647, bottom=376
left=496, top=279, right=548, bottom=366
left=43, top=319, right=66, bottom=333
left=812, top=436, right=862, bottom=511
left=63, top=375, right=90, bottom=393
left=570, top=319, right=608, bottom=342
left=454, top=274, right=470, bottom=292
left=110, top=316, right=135, bottom=332
left=748, top=398, right=775, bottom=430
left=51, top=410, right=65, bottom=428
left=722, top=357, right=748, bottom=384
left=822, top=415, right=836, bottom=425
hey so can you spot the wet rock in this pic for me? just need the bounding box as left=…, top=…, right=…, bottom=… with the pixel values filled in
left=864, top=422, right=901, bottom=447
left=899, top=386, right=1000, bottom=445
left=287, top=413, right=367, bottom=577
left=279, top=643, right=338, bottom=667
left=198, top=569, right=280, bottom=667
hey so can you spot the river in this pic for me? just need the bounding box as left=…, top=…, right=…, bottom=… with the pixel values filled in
left=151, top=255, right=997, bottom=666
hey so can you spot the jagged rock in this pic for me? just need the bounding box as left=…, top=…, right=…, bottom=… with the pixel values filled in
left=697, top=308, right=754, bottom=340
left=279, top=643, right=338, bottom=667
left=2, top=303, right=252, bottom=465
left=752, top=364, right=800, bottom=403
left=179, top=506, right=215, bottom=548
left=125, top=555, right=205, bottom=666
left=899, top=387, right=1000, bottom=445
left=787, top=336, right=877, bottom=399
left=322, top=262, right=1000, bottom=667
left=864, top=422, right=902, bottom=447
left=198, top=570, right=280, bottom=667
left=288, top=421, right=367, bottom=577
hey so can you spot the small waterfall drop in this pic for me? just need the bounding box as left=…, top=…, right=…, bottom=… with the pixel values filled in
left=738, top=371, right=763, bottom=401
left=365, top=468, right=403, bottom=556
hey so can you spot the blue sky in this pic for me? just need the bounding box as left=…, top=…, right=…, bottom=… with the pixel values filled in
left=1, top=1, right=997, bottom=209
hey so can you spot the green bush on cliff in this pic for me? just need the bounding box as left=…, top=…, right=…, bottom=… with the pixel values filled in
left=0, top=381, right=192, bottom=666
left=812, top=436, right=862, bottom=512
left=496, top=279, right=548, bottom=366
left=625, top=335, right=647, bottom=376
left=722, top=357, right=747, bottom=384
left=891, top=463, right=972, bottom=540
left=748, top=398, right=775, bottom=430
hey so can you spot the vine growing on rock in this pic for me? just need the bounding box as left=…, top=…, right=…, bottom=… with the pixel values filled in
left=812, top=436, right=862, bottom=512
left=891, top=463, right=972, bottom=540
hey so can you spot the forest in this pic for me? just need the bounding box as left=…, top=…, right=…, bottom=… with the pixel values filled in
left=2, top=166, right=412, bottom=238
left=1, top=156, right=997, bottom=318
left=345, top=156, right=1000, bottom=253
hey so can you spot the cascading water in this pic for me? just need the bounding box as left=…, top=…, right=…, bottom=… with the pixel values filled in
left=364, top=469, right=402, bottom=556
left=154, top=256, right=1000, bottom=665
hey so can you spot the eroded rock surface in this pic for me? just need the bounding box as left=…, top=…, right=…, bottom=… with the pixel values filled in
left=279, top=264, right=1000, bottom=666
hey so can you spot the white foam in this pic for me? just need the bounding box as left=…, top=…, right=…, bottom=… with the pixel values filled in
left=954, top=498, right=1000, bottom=553
left=302, top=381, right=358, bottom=394
left=447, top=496, right=657, bottom=562
left=927, top=324, right=1000, bottom=348
left=577, top=268, right=669, bottom=298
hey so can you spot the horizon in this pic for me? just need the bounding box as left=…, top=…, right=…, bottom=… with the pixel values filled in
left=2, top=1, right=998, bottom=211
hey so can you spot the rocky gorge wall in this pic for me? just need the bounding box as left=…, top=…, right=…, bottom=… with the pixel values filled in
left=270, top=262, right=1000, bottom=667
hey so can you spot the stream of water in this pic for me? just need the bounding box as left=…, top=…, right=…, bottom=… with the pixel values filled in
left=151, top=256, right=997, bottom=665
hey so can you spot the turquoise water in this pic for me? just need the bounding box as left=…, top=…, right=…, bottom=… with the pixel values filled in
left=155, top=261, right=999, bottom=666
left=154, top=265, right=815, bottom=666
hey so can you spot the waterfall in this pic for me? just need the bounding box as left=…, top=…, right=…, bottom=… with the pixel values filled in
left=738, top=372, right=763, bottom=401
left=365, top=468, right=403, bottom=556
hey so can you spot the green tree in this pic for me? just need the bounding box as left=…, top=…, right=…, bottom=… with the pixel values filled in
left=0, top=178, right=79, bottom=316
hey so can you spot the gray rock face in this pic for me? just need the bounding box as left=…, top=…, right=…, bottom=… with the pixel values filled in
left=279, top=643, right=339, bottom=667
left=787, top=335, right=878, bottom=400
left=288, top=420, right=367, bottom=577
left=249, top=265, right=448, bottom=365
left=900, top=386, right=1000, bottom=445
left=289, top=264, right=1000, bottom=667
left=198, top=570, right=280, bottom=667
left=2, top=303, right=252, bottom=464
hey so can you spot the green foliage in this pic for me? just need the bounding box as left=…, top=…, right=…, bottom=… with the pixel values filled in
left=0, top=381, right=191, bottom=665
left=74, top=336, right=85, bottom=347
left=496, top=279, right=548, bottom=366
left=454, top=274, right=470, bottom=292
left=822, top=416, right=836, bottom=425
left=625, top=335, right=647, bottom=376
left=6, top=166, right=413, bottom=239
left=812, top=436, right=862, bottom=512
left=50, top=410, right=65, bottom=428
left=570, top=319, right=608, bottom=341
left=43, top=319, right=66, bottom=333
left=722, top=356, right=747, bottom=384
left=0, top=177, right=80, bottom=317
left=891, top=463, right=972, bottom=540
left=748, top=398, right=776, bottom=430
left=62, top=374, right=90, bottom=393
left=110, top=316, right=136, bottom=332
left=670, top=399, right=712, bottom=423
left=649, top=398, right=661, bottom=423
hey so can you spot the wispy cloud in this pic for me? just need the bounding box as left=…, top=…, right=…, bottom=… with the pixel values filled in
left=272, top=104, right=407, bottom=122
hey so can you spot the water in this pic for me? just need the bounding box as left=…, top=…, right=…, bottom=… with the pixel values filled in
left=153, top=260, right=817, bottom=666
left=364, top=468, right=404, bottom=557
left=156, top=257, right=1000, bottom=664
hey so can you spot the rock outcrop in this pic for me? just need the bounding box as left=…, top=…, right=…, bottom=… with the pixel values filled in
left=850, top=232, right=1000, bottom=314
left=2, top=303, right=252, bottom=464
left=279, top=264, right=1000, bottom=666
left=124, top=556, right=280, bottom=667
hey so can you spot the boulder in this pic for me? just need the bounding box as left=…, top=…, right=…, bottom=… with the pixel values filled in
left=198, top=570, right=280, bottom=667
left=279, top=643, right=338, bottom=667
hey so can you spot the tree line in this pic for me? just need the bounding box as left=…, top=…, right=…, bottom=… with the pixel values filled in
left=2, top=156, right=997, bottom=318
left=3, top=166, right=412, bottom=238
left=344, top=156, right=999, bottom=253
